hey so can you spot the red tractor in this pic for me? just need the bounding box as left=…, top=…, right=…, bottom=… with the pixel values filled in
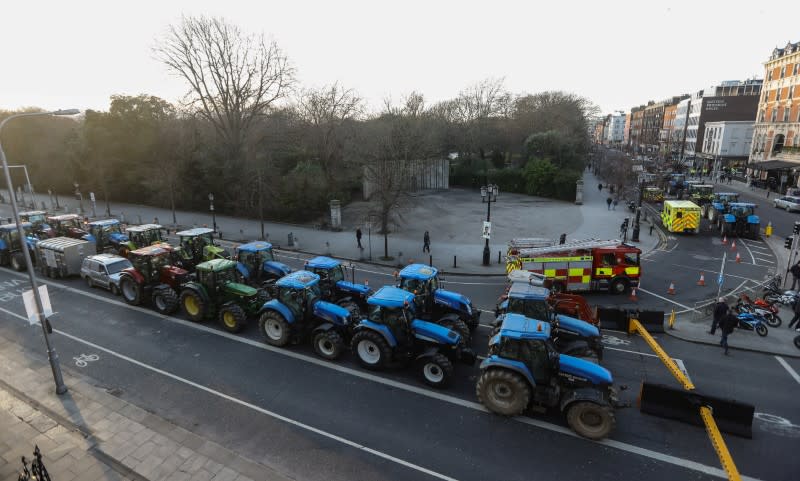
left=47, top=214, right=89, bottom=239
left=118, top=245, right=190, bottom=314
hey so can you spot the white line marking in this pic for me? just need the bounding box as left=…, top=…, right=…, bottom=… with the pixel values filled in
left=636, top=287, right=696, bottom=312
left=749, top=245, right=770, bottom=251
left=674, top=359, right=692, bottom=385
left=754, top=258, right=775, bottom=264
left=0, top=272, right=763, bottom=480
left=738, top=239, right=757, bottom=265
left=775, top=356, right=800, bottom=385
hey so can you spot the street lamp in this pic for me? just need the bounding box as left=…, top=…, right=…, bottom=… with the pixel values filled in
left=208, top=193, right=217, bottom=233
left=480, top=183, right=499, bottom=266
left=0, top=109, right=79, bottom=395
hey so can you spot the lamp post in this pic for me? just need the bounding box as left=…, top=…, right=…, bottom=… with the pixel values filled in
left=0, top=109, right=79, bottom=395
left=208, top=193, right=217, bottom=233
left=480, top=183, right=499, bottom=266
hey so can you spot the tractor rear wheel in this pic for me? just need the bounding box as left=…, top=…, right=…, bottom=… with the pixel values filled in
left=418, top=353, right=453, bottom=388
left=438, top=315, right=470, bottom=345
left=180, top=289, right=207, bottom=322
left=153, top=287, right=179, bottom=315
left=351, top=330, right=391, bottom=370
left=120, top=276, right=143, bottom=306
left=259, top=310, right=291, bottom=346
left=219, top=303, right=247, bottom=333
left=313, top=330, right=345, bottom=360
left=566, top=401, right=616, bottom=440
left=476, top=369, right=530, bottom=416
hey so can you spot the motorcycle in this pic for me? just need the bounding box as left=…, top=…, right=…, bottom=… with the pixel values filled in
left=739, top=294, right=782, bottom=327
left=735, top=311, right=769, bottom=337
left=762, top=277, right=799, bottom=306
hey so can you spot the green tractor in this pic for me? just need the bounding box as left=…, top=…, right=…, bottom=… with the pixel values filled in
left=179, top=259, right=268, bottom=333
left=125, top=224, right=168, bottom=250
left=687, top=184, right=714, bottom=216
left=177, top=228, right=230, bottom=269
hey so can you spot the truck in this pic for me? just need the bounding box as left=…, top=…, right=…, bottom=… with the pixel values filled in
left=47, top=214, right=88, bottom=239
left=506, top=239, right=641, bottom=295
left=0, top=223, right=38, bottom=271
left=85, top=219, right=132, bottom=255
left=707, top=192, right=739, bottom=222
left=36, top=237, right=94, bottom=278
left=661, top=200, right=701, bottom=234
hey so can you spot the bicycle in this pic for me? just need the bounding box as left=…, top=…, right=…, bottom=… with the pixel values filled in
left=18, top=445, right=51, bottom=481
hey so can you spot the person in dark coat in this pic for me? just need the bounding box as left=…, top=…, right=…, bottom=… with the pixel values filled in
left=719, top=312, right=738, bottom=355
left=356, top=228, right=363, bottom=249
left=710, top=298, right=728, bottom=334
left=790, top=261, right=800, bottom=290
left=606, top=197, right=612, bottom=210
left=423, top=231, right=430, bottom=253
left=598, top=183, right=603, bottom=192
left=788, top=297, right=800, bottom=330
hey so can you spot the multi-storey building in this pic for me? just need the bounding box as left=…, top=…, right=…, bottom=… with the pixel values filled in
left=660, top=103, right=678, bottom=158
left=629, top=105, right=646, bottom=153
left=604, top=112, right=626, bottom=146
left=700, top=121, right=754, bottom=174
left=750, top=40, right=800, bottom=181
left=623, top=113, right=631, bottom=146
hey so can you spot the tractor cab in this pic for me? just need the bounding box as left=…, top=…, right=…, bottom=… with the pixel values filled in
left=125, top=224, right=167, bottom=249
left=721, top=202, right=760, bottom=239
left=195, top=259, right=257, bottom=299
left=397, top=263, right=480, bottom=331
left=688, top=184, right=714, bottom=202
left=86, top=219, right=130, bottom=254
left=47, top=214, right=87, bottom=239
left=177, top=228, right=228, bottom=267
left=235, top=241, right=291, bottom=287
left=0, top=222, right=37, bottom=269
left=364, top=286, right=425, bottom=348
left=272, top=270, right=323, bottom=320
left=709, top=192, right=740, bottom=222
left=126, top=245, right=187, bottom=286
left=305, top=256, right=372, bottom=311
left=19, top=210, right=54, bottom=238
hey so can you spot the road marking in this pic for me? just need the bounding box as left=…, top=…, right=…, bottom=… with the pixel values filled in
left=674, top=359, right=692, bottom=385
left=738, top=239, right=757, bottom=265
left=775, top=356, right=800, bottom=385
left=636, top=287, right=696, bottom=312
left=754, top=258, right=775, bottom=264
left=749, top=245, right=770, bottom=251
left=0, top=274, right=763, bottom=480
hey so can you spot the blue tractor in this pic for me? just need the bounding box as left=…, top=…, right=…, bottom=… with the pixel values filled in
left=350, top=286, right=476, bottom=388
left=719, top=202, right=759, bottom=239
left=477, top=314, right=621, bottom=440
left=85, top=219, right=132, bottom=255
left=707, top=192, right=739, bottom=223
left=234, top=241, right=292, bottom=289
left=396, top=264, right=480, bottom=339
left=304, top=256, right=373, bottom=314
left=495, top=283, right=603, bottom=360
left=666, top=173, right=687, bottom=196
left=0, top=223, right=37, bottom=271
left=257, top=270, right=356, bottom=359
left=18, top=210, right=54, bottom=238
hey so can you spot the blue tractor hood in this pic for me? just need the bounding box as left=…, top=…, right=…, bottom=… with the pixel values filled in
left=25, top=236, right=38, bottom=250
left=411, top=319, right=460, bottom=346
left=312, top=300, right=351, bottom=325
left=747, top=214, right=760, bottom=225
left=336, top=280, right=371, bottom=296
left=108, top=232, right=129, bottom=244
left=558, top=354, right=612, bottom=385
left=722, top=213, right=736, bottom=223
left=263, top=260, right=292, bottom=277
left=83, top=234, right=96, bottom=243
left=434, top=289, right=472, bottom=314
left=555, top=314, right=600, bottom=338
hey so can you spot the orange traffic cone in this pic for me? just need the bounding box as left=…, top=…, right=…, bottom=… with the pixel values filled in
left=697, top=272, right=706, bottom=286
left=736, top=252, right=741, bottom=263
left=731, top=240, right=737, bottom=251
left=722, top=235, right=727, bottom=244
left=668, top=281, right=676, bottom=295
left=629, top=288, right=638, bottom=302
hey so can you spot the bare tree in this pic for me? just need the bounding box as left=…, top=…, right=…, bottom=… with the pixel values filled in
left=155, top=16, right=294, bottom=161
left=363, top=157, right=406, bottom=260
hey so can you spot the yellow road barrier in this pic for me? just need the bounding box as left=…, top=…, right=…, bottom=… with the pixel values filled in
left=700, top=406, right=742, bottom=481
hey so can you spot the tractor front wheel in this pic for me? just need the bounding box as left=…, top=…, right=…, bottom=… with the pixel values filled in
left=476, top=369, right=530, bottom=416
left=259, top=311, right=291, bottom=346
left=313, top=330, right=345, bottom=360
left=566, top=401, right=616, bottom=440
left=120, top=276, right=143, bottom=306
left=180, top=289, right=207, bottom=322
left=153, top=287, right=179, bottom=315
left=219, top=303, right=247, bottom=333
left=351, top=330, right=391, bottom=370
left=418, top=353, right=453, bottom=388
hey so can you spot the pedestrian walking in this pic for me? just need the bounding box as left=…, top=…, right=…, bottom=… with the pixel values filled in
left=788, top=297, right=800, bottom=329
left=649, top=222, right=654, bottom=236
left=789, top=261, right=800, bottom=290
left=612, top=198, right=618, bottom=210
left=606, top=197, right=612, bottom=210
left=153, top=216, right=159, bottom=225
left=423, top=230, right=431, bottom=253
left=709, top=297, right=728, bottom=334
left=598, top=183, right=603, bottom=192
left=719, top=312, right=738, bottom=355
left=356, top=227, right=363, bottom=250
left=766, top=186, right=771, bottom=199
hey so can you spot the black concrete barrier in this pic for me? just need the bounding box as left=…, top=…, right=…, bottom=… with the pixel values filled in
left=597, top=306, right=628, bottom=331
left=635, top=309, right=666, bottom=333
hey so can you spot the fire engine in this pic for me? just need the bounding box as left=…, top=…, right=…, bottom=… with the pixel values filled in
left=506, top=239, right=641, bottom=294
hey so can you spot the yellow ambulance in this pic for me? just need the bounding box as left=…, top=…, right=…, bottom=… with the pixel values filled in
left=661, top=200, right=701, bottom=234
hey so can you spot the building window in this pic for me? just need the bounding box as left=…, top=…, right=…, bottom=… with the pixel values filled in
left=777, top=88, right=782, bottom=101
left=781, top=66, right=786, bottom=78
left=759, top=110, right=765, bottom=122
left=785, top=108, right=790, bottom=122
left=791, top=86, right=795, bottom=99
left=794, top=63, right=799, bottom=76
left=771, top=109, right=778, bottom=122
left=768, top=70, right=773, bottom=81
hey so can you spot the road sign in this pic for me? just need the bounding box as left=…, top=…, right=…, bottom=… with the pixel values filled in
left=89, top=192, right=95, bottom=202
left=717, top=273, right=723, bottom=287
left=482, top=221, right=491, bottom=240
left=22, top=285, right=54, bottom=326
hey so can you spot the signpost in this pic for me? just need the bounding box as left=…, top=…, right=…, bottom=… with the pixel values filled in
left=482, top=221, right=491, bottom=240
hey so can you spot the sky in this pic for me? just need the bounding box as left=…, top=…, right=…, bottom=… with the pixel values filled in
left=2, top=0, right=799, bottom=116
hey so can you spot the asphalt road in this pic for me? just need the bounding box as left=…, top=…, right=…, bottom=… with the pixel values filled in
left=1, top=252, right=798, bottom=481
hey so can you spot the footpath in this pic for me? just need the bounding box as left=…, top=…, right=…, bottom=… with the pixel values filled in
left=0, top=329, right=292, bottom=481
left=0, top=169, right=659, bottom=276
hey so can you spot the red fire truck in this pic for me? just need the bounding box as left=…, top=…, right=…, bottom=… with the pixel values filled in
left=506, top=239, right=641, bottom=294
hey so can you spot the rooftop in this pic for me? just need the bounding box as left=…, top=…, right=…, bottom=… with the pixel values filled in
left=275, top=270, right=320, bottom=289
left=305, top=256, right=341, bottom=270
left=177, top=228, right=214, bottom=236
left=367, top=286, right=415, bottom=309
left=498, top=313, right=551, bottom=340
left=196, top=258, right=237, bottom=272
left=126, top=224, right=163, bottom=232
left=238, top=241, right=273, bottom=253
left=88, top=219, right=121, bottom=226
left=508, top=283, right=550, bottom=300
left=399, top=263, right=438, bottom=281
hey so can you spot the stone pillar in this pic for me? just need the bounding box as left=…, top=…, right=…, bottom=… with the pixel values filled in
left=575, top=179, right=584, bottom=205
left=330, top=200, right=342, bottom=229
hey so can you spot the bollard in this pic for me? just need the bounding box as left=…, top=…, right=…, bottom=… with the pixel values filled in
left=498, top=250, right=502, bottom=264
left=453, top=255, right=457, bottom=268
left=429, top=255, right=432, bottom=267
left=325, top=241, right=331, bottom=255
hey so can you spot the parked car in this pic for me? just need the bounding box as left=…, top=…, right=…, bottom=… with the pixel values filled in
left=773, top=195, right=800, bottom=212
left=80, top=254, right=132, bottom=294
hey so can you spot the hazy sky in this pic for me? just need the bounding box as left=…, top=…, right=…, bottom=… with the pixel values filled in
left=3, top=0, right=799, bottom=115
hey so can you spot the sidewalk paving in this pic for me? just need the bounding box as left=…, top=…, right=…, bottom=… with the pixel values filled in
left=0, top=331, right=292, bottom=481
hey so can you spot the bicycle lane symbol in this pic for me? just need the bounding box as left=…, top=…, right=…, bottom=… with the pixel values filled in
left=73, top=353, right=99, bottom=368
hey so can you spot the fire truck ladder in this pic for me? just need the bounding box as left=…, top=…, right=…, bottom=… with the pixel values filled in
left=513, top=239, right=622, bottom=258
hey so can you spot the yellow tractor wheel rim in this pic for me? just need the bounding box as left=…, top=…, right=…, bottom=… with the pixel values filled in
left=184, top=296, right=200, bottom=316
left=223, top=311, right=236, bottom=328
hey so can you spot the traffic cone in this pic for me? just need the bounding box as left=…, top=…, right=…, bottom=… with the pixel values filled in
left=697, top=272, right=705, bottom=286
left=629, top=287, right=638, bottom=302
left=736, top=252, right=741, bottom=263
left=722, top=235, right=727, bottom=244
left=667, top=281, right=676, bottom=295
left=730, top=240, right=736, bottom=251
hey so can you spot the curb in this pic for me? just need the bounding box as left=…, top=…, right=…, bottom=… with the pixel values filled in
left=664, top=325, right=800, bottom=359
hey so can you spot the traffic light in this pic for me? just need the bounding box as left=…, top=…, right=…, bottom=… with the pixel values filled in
left=785, top=236, right=794, bottom=250
left=794, top=222, right=800, bottom=235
